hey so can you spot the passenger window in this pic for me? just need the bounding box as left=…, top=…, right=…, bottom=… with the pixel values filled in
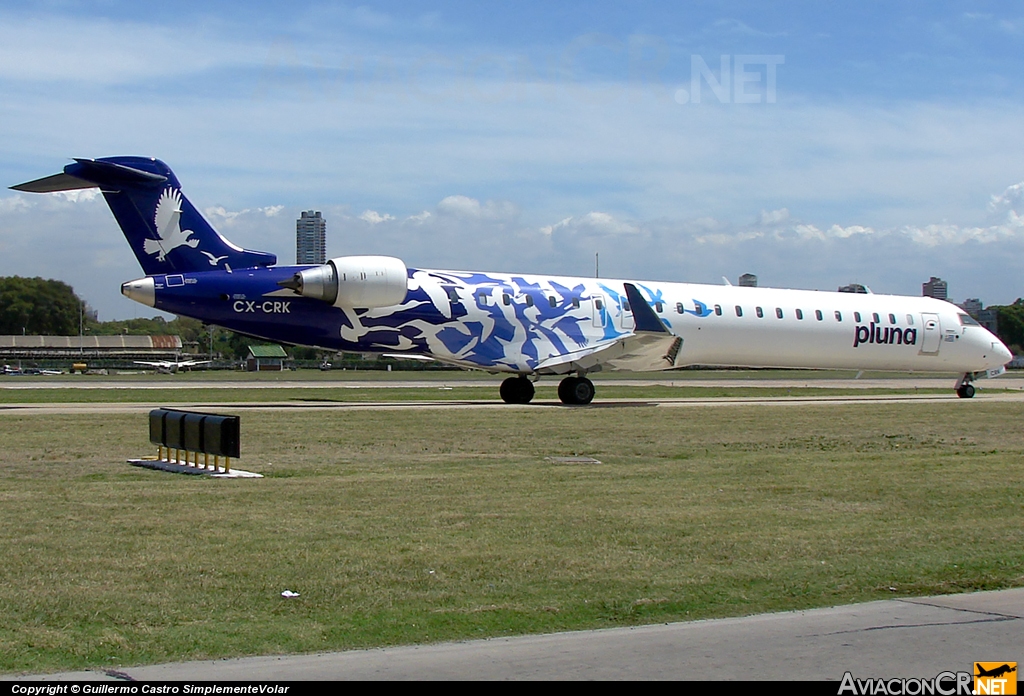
left=676, top=302, right=685, bottom=314
left=756, top=307, right=764, bottom=318
left=623, top=300, right=631, bottom=311
left=548, top=296, right=557, bottom=308
left=854, top=312, right=862, bottom=322
left=445, top=287, right=460, bottom=301
left=888, top=313, right=896, bottom=324
left=776, top=308, right=784, bottom=319
left=835, top=311, right=842, bottom=322
left=735, top=305, right=743, bottom=317
left=595, top=298, right=603, bottom=310
left=477, top=293, right=488, bottom=306
left=796, top=309, right=804, bottom=320
left=655, top=302, right=663, bottom=313
left=906, top=314, right=913, bottom=325
left=714, top=304, right=722, bottom=316
left=815, top=310, right=823, bottom=321
left=872, top=312, right=880, bottom=323
left=503, top=293, right=511, bottom=306
left=572, top=297, right=580, bottom=309
left=525, top=295, right=534, bottom=307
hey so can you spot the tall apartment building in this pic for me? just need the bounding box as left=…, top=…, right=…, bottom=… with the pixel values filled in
left=922, top=276, right=948, bottom=301
left=296, top=210, right=326, bottom=265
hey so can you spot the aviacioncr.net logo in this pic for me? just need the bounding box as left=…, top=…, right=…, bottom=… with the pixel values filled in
left=838, top=671, right=973, bottom=695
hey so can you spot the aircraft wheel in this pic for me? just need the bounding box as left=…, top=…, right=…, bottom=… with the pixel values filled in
left=500, top=376, right=535, bottom=404
left=558, top=376, right=595, bottom=405
left=956, top=383, right=975, bottom=399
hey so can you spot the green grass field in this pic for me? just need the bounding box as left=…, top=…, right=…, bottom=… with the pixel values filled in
left=0, top=384, right=956, bottom=404
left=1, top=386, right=1022, bottom=674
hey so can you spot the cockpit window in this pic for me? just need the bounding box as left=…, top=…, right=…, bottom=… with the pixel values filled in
left=958, top=313, right=980, bottom=326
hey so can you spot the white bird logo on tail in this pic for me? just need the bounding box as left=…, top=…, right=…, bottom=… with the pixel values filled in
left=144, top=188, right=199, bottom=261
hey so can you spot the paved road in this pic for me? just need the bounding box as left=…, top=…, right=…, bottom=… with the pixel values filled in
left=3, top=389, right=1024, bottom=415
left=3, top=377, right=1024, bottom=390
left=11, top=588, right=1022, bottom=681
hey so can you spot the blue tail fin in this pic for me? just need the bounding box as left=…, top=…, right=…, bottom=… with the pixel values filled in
left=12, top=157, right=277, bottom=274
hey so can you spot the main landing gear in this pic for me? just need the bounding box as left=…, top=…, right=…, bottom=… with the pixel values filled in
left=498, top=374, right=596, bottom=405
left=955, top=373, right=976, bottom=399
left=557, top=375, right=595, bottom=405
left=500, top=376, right=535, bottom=404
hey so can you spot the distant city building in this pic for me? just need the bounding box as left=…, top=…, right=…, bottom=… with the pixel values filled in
left=296, top=211, right=326, bottom=265
left=959, top=298, right=983, bottom=317
left=838, top=283, right=869, bottom=294
left=922, top=276, right=948, bottom=301
left=977, top=308, right=999, bottom=335
left=739, top=273, right=757, bottom=287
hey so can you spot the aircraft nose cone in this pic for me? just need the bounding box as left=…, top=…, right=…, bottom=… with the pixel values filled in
left=121, top=277, right=155, bottom=307
left=994, top=341, right=1013, bottom=366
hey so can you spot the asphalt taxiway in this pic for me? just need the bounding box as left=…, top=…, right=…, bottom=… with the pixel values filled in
left=10, top=588, right=1023, bottom=681
left=3, top=387, right=1024, bottom=416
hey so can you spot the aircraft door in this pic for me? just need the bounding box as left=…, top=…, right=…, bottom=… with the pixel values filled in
left=592, top=295, right=606, bottom=328
left=620, top=297, right=634, bottom=330
left=920, top=313, right=941, bottom=354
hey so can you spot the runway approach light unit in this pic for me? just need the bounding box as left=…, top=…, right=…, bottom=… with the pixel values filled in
left=12, top=157, right=1013, bottom=404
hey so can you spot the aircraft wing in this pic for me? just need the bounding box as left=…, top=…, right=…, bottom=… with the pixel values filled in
left=535, top=283, right=683, bottom=374
left=381, top=353, right=436, bottom=362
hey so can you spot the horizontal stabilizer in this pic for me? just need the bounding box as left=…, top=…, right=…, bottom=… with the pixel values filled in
left=11, top=159, right=168, bottom=192
left=12, top=156, right=275, bottom=275
left=68, top=158, right=168, bottom=187
left=10, top=172, right=94, bottom=193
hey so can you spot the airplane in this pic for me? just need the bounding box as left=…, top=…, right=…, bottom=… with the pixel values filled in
left=133, top=359, right=212, bottom=374
left=2, top=365, right=62, bottom=376
left=974, top=663, right=1015, bottom=679
left=975, top=664, right=1016, bottom=679
left=11, top=156, right=1013, bottom=404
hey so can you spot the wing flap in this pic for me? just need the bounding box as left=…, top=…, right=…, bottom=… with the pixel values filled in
left=536, top=332, right=683, bottom=373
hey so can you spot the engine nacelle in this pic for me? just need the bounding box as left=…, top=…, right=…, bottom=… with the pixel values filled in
left=281, top=255, right=408, bottom=308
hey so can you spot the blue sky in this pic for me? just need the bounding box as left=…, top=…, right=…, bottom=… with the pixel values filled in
left=2, top=1, right=1024, bottom=320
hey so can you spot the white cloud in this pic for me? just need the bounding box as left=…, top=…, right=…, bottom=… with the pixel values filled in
left=0, top=12, right=257, bottom=85
left=205, top=206, right=247, bottom=222
left=52, top=189, right=101, bottom=203
left=436, top=195, right=519, bottom=221
left=541, top=212, right=639, bottom=237
left=759, top=208, right=789, bottom=225
left=359, top=210, right=395, bottom=224
left=0, top=195, right=29, bottom=214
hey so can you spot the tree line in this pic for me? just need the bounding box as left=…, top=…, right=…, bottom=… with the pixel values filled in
left=0, top=276, right=286, bottom=360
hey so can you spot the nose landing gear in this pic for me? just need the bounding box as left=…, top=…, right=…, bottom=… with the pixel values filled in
left=955, top=373, right=976, bottom=399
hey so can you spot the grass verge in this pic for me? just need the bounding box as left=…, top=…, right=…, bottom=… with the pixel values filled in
left=0, top=401, right=1022, bottom=673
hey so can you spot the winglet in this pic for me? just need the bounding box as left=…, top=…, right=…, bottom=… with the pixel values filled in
left=623, top=283, right=670, bottom=334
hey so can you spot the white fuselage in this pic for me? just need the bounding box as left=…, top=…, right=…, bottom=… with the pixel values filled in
left=408, top=270, right=1011, bottom=375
